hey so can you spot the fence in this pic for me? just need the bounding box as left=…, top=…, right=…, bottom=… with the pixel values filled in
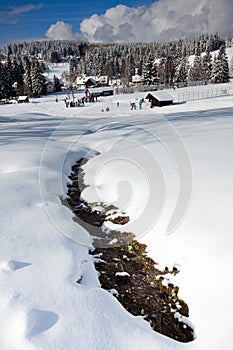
left=114, top=83, right=233, bottom=103
left=177, top=86, right=233, bottom=102
left=115, top=84, right=167, bottom=95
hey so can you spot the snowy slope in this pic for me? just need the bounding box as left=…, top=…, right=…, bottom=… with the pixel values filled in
left=0, top=85, right=233, bottom=349
left=188, top=46, right=233, bottom=66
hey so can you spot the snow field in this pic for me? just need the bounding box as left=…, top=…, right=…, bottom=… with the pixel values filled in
left=0, top=85, right=233, bottom=349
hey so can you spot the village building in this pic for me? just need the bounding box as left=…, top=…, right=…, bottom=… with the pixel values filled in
left=98, top=76, right=108, bottom=86
left=131, top=68, right=143, bottom=85
left=89, top=86, right=114, bottom=99
left=145, top=91, right=173, bottom=107
left=74, top=75, right=109, bottom=89
left=17, top=96, right=29, bottom=103
left=85, top=78, right=98, bottom=89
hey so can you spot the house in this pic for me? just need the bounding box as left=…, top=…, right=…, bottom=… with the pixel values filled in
left=131, top=68, right=143, bottom=85
left=85, top=78, right=98, bottom=88
left=89, top=86, right=114, bottom=97
left=74, top=75, right=109, bottom=89
left=89, top=86, right=114, bottom=99
left=74, top=75, right=97, bottom=89
left=17, top=96, right=29, bottom=103
left=98, top=75, right=108, bottom=86
left=145, top=91, right=173, bottom=107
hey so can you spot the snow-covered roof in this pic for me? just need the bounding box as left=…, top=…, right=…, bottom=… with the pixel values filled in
left=18, top=96, right=29, bottom=101
left=146, top=91, right=173, bottom=101
left=132, top=74, right=143, bottom=83
left=89, top=86, right=113, bottom=93
left=102, top=86, right=114, bottom=91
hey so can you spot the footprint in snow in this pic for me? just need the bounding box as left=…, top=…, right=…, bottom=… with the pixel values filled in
left=0, top=260, right=31, bottom=272
left=27, top=309, right=59, bottom=337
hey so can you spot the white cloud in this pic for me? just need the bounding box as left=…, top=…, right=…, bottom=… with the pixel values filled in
left=11, top=4, right=42, bottom=15
left=45, top=21, right=84, bottom=41
left=45, top=0, right=233, bottom=42
left=80, top=0, right=233, bottom=42
left=0, top=4, right=42, bottom=24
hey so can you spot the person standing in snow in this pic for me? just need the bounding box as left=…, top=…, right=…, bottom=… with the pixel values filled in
left=139, top=98, right=144, bottom=109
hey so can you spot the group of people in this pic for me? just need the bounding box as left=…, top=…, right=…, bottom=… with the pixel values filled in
left=130, top=98, right=144, bottom=110
left=57, top=95, right=146, bottom=110
left=63, top=96, right=85, bottom=108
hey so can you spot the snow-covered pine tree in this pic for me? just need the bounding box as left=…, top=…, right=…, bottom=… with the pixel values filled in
left=5, top=56, right=14, bottom=98
left=119, top=58, right=126, bottom=85
left=174, top=58, right=189, bottom=84
left=229, top=56, right=233, bottom=76
left=142, top=55, right=154, bottom=85
left=23, top=56, right=32, bottom=96
left=201, top=50, right=212, bottom=84
left=0, top=62, right=6, bottom=99
left=151, top=61, right=160, bottom=85
left=211, top=44, right=230, bottom=83
left=12, top=56, right=24, bottom=96
left=157, top=58, right=166, bottom=85
left=164, top=56, right=176, bottom=86
left=124, top=54, right=135, bottom=85
left=188, top=54, right=202, bottom=82
left=31, top=58, right=46, bottom=96
left=69, top=56, right=79, bottom=82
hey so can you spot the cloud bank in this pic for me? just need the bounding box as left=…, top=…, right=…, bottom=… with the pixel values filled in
left=45, top=0, right=233, bottom=42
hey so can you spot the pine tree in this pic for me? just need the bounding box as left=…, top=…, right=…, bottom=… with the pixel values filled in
left=0, top=62, right=7, bottom=99
left=69, top=57, right=78, bottom=81
left=157, top=58, right=166, bottom=84
left=151, top=61, right=159, bottom=85
left=230, top=56, right=233, bottom=76
left=142, top=55, right=154, bottom=85
left=5, top=56, right=14, bottom=97
left=124, top=54, right=135, bottom=85
left=53, top=75, right=61, bottom=92
left=201, top=50, right=212, bottom=84
left=164, top=56, right=175, bottom=86
left=188, top=54, right=202, bottom=81
left=50, top=51, right=61, bottom=63
left=174, top=58, right=189, bottom=83
left=11, top=56, right=24, bottom=96
left=211, top=45, right=229, bottom=83
left=31, top=59, right=46, bottom=96
left=23, top=56, right=33, bottom=96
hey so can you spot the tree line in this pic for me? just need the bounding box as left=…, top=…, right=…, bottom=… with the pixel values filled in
left=0, top=33, right=232, bottom=99
left=0, top=55, right=49, bottom=99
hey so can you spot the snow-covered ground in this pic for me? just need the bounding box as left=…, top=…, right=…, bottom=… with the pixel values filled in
left=0, top=84, right=233, bottom=349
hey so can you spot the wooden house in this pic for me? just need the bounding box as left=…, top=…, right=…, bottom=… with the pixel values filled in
left=85, top=78, right=98, bottom=88
left=145, top=91, right=173, bottom=107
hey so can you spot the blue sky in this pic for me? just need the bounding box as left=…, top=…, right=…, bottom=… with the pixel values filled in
left=0, top=0, right=232, bottom=46
left=0, top=0, right=153, bottom=45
